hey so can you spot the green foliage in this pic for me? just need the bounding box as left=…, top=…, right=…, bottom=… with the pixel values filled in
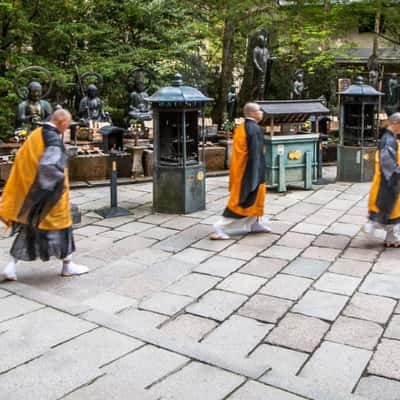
left=1, top=0, right=399, bottom=139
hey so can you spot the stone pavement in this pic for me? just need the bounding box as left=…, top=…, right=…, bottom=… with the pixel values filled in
left=1, top=168, right=400, bottom=400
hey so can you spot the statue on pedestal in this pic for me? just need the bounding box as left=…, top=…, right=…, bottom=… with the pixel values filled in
left=76, top=71, right=110, bottom=127
left=226, top=85, right=237, bottom=121
left=127, top=66, right=152, bottom=125
left=252, top=30, right=271, bottom=100
left=14, top=66, right=53, bottom=134
left=291, top=69, right=306, bottom=99
left=79, top=84, right=108, bottom=126
left=386, top=73, right=400, bottom=115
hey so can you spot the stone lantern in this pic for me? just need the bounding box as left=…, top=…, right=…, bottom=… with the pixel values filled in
left=337, top=76, right=383, bottom=182
left=147, top=74, right=212, bottom=214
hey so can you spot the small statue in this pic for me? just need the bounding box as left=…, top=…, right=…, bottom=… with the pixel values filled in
left=388, top=73, right=399, bottom=106
left=252, top=30, right=270, bottom=100
left=369, top=69, right=379, bottom=89
left=226, top=85, right=237, bottom=121
left=78, top=83, right=109, bottom=127
left=291, top=69, right=306, bottom=99
left=15, top=81, right=52, bottom=130
left=386, top=73, right=400, bottom=116
left=127, top=67, right=152, bottom=124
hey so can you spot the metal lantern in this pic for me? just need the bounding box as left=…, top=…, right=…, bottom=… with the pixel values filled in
left=337, top=76, right=383, bottom=182
left=147, top=74, right=212, bottom=214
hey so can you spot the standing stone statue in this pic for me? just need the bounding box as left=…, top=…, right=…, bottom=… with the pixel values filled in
left=79, top=84, right=109, bottom=127
left=291, top=69, right=306, bottom=99
left=369, top=69, right=379, bottom=89
left=386, top=73, right=400, bottom=116
left=16, top=81, right=52, bottom=130
left=127, top=67, right=152, bottom=124
left=227, top=85, right=237, bottom=121
left=252, top=31, right=270, bottom=100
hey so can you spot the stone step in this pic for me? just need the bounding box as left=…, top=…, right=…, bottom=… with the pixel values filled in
left=260, top=369, right=369, bottom=400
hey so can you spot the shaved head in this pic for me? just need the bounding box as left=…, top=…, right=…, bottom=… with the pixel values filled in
left=243, top=102, right=263, bottom=122
left=50, top=109, right=72, bottom=133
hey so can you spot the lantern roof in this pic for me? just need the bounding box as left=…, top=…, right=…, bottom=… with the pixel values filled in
left=339, top=76, right=384, bottom=97
left=147, top=74, right=212, bottom=106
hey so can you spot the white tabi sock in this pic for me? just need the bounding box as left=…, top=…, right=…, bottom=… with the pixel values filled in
left=2, top=257, right=18, bottom=281
left=61, top=256, right=89, bottom=277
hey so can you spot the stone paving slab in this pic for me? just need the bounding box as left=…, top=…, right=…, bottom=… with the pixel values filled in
left=117, top=303, right=168, bottom=326
left=292, top=290, right=348, bottom=321
left=313, top=234, right=351, bottom=250
left=368, top=339, right=400, bottom=380
left=160, top=314, right=218, bottom=341
left=173, top=247, right=215, bottom=264
left=228, top=380, right=306, bottom=400
left=343, top=292, right=396, bottom=324
left=259, top=274, right=312, bottom=301
left=82, top=291, right=138, bottom=314
left=0, top=307, right=96, bottom=374
left=186, top=290, right=248, bottom=321
left=329, top=258, right=372, bottom=278
left=300, top=341, right=371, bottom=392
left=277, top=232, right=316, bottom=249
left=219, top=243, right=261, bottom=260
left=0, top=294, right=44, bottom=322
left=250, top=344, right=308, bottom=375
left=217, top=273, right=266, bottom=296
left=302, top=246, right=342, bottom=262
left=267, top=313, right=330, bottom=353
left=261, top=369, right=368, bottom=400
left=65, top=345, right=189, bottom=400
left=341, top=247, right=380, bottom=262
left=194, top=255, right=245, bottom=277
left=139, top=291, right=193, bottom=316
left=325, top=223, right=360, bottom=237
left=238, top=294, right=293, bottom=323
left=239, top=257, right=288, bottom=278
left=149, top=361, right=245, bottom=400
left=0, top=327, right=143, bottom=400
left=261, top=245, right=303, bottom=260
left=154, top=225, right=210, bottom=253
left=314, top=273, right=361, bottom=296
left=355, top=376, right=400, bottom=400
left=384, top=315, right=400, bottom=340
left=326, top=316, right=383, bottom=350
left=283, top=258, right=330, bottom=279
left=360, top=273, right=400, bottom=299
left=166, top=273, right=220, bottom=298
left=202, top=315, right=272, bottom=357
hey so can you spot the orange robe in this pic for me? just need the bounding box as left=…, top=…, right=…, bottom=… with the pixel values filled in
left=368, top=131, right=400, bottom=224
left=0, top=127, right=71, bottom=231
left=224, top=120, right=266, bottom=218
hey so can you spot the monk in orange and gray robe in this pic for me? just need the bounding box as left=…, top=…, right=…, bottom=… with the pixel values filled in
left=0, top=109, right=88, bottom=281
left=364, top=112, right=400, bottom=247
left=210, top=102, right=270, bottom=240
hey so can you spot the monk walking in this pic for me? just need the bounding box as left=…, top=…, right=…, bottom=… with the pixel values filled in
left=364, top=112, right=400, bottom=247
left=210, top=102, right=270, bottom=240
left=0, top=109, right=88, bottom=281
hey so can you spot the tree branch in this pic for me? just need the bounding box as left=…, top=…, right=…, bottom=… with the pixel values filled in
left=377, top=31, right=400, bottom=46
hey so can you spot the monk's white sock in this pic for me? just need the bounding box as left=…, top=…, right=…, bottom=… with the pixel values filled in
left=61, top=256, right=89, bottom=276
left=2, top=257, right=18, bottom=281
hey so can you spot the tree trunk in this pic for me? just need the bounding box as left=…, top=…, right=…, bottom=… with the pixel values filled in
left=373, top=0, right=382, bottom=56
left=213, top=18, right=234, bottom=127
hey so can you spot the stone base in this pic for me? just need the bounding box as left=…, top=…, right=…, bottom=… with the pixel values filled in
left=0, top=162, right=13, bottom=182
left=143, top=149, right=153, bottom=177
left=69, top=154, right=108, bottom=181
left=203, top=146, right=226, bottom=171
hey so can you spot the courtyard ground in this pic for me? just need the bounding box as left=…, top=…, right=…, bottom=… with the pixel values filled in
left=1, top=167, right=400, bottom=400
